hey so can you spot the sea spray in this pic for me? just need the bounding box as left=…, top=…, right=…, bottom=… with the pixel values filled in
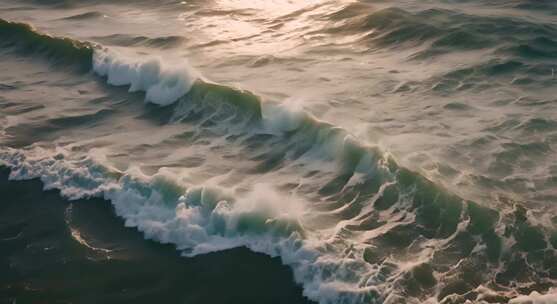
left=92, top=48, right=197, bottom=106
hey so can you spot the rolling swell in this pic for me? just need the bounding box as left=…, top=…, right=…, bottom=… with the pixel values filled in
left=1, top=19, right=557, bottom=304
left=0, top=19, right=93, bottom=70
left=321, top=5, right=557, bottom=60
left=91, top=33, right=186, bottom=49
left=59, top=11, right=105, bottom=20
left=0, top=19, right=259, bottom=117
left=322, top=5, right=557, bottom=95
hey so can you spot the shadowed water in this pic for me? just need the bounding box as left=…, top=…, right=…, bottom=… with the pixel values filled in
left=0, top=167, right=313, bottom=304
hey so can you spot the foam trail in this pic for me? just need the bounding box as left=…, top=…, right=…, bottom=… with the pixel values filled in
left=0, top=147, right=379, bottom=304
left=92, top=48, right=197, bottom=106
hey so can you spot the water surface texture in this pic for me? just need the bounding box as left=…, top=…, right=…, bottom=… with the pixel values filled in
left=1, top=0, right=557, bottom=303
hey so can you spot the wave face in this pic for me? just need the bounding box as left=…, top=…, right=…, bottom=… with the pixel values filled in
left=1, top=1, right=557, bottom=303
left=0, top=19, right=93, bottom=69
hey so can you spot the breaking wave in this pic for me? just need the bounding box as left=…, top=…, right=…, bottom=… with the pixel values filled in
left=1, top=18, right=556, bottom=304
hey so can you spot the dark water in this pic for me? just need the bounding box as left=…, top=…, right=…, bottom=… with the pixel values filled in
left=0, top=0, right=557, bottom=303
left=0, top=167, right=311, bottom=304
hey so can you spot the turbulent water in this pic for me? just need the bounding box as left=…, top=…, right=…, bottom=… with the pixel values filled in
left=1, top=0, right=557, bottom=303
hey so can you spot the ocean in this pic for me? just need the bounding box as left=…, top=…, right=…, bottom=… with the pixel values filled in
left=0, top=0, right=556, bottom=303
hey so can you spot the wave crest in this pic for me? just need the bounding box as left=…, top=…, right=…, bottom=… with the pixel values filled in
left=0, top=18, right=93, bottom=69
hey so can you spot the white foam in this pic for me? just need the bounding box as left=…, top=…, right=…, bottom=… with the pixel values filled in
left=92, top=48, right=197, bottom=106
left=0, top=146, right=385, bottom=304
left=510, top=291, right=557, bottom=304
left=262, top=98, right=306, bottom=133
